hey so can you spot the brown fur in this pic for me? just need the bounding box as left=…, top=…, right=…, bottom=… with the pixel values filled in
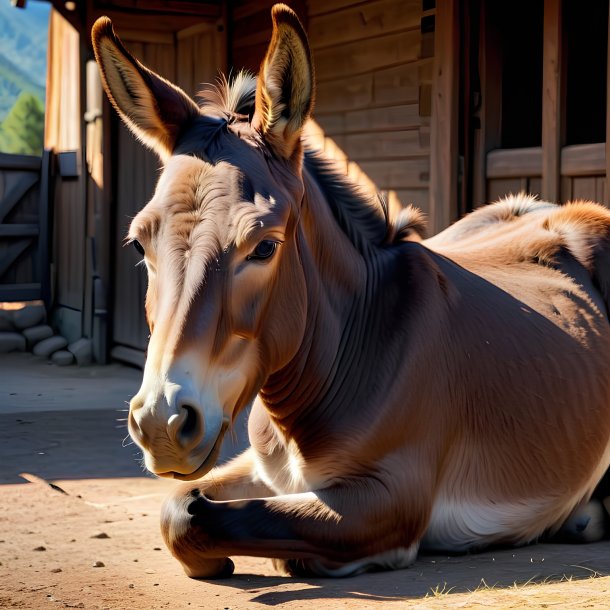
left=93, top=5, right=610, bottom=579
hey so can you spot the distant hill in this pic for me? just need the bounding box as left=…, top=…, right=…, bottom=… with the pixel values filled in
left=0, top=53, right=45, bottom=121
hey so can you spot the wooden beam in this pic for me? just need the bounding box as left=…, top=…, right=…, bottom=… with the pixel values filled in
left=0, top=284, right=41, bottom=302
left=487, top=148, right=543, bottom=179
left=606, top=2, right=610, bottom=206
left=429, top=0, right=459, bottom=233
left=0, top=224, right=39, bottom=237
left=541, top=0, right=562, bottom=202
left=0, top=172, right=39, bottom=224
left=0, top=239, right=32, bottom=278
left=0, top=153, right=41, bottom=171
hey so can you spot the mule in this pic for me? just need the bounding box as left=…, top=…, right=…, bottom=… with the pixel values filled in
left=92, top=4, right=610, bottom=578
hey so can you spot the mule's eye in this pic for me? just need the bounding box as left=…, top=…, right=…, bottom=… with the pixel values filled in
left=248, top=240, right=278, bottom=261
left=132, top=240, right=145, bottom=256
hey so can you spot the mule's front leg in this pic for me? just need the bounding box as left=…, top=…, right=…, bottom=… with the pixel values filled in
left=161, top=448, right=276, bottom=578
left=164, top=481, right=428, bottom=578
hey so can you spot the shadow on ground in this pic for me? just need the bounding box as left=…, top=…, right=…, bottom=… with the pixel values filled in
left=218, top=541, right=610, bottom=604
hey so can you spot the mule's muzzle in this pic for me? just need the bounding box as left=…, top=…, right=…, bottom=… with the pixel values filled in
left=167, top=419, right=229, bottom=481
left=128, top=395, right=229, bottom=480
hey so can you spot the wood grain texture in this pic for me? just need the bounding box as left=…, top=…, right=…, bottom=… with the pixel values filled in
left=541, top=0, right=562, bottom=201
left=429, top=0, right=458, bottom=232
left=308, top=0, right=420, bottom=49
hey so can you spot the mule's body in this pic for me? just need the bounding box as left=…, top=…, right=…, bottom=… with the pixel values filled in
left=92, top=5, right=610, bottom=578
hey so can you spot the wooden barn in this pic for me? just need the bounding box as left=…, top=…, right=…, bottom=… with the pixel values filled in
left=1, top=0, right=609, bottom=366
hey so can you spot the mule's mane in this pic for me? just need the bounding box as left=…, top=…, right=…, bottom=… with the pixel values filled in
left=198, top=73, right=426, bottom=250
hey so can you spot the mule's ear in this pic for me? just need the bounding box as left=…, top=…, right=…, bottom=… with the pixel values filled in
left=252, top=4, right=314, bottom=160
left=91, top=17, right=199, bottom=159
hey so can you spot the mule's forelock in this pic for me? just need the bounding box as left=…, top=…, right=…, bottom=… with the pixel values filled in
left=198, top=72, right=258, bottom=121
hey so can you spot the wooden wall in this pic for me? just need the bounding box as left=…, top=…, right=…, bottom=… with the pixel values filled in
left=230, top=0, right=434, bottom=218
left=45, top=9, right=86, bottom=341
left=308, top=0, right=432, bottom=215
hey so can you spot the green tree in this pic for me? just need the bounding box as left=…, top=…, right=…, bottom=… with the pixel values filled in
left=0, top=91, right=45, bottom=156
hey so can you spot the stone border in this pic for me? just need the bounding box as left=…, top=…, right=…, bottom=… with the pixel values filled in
left=0, top=304, right=92, bottom=366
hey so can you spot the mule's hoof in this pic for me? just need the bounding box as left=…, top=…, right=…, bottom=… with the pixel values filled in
left=272, top=558, right=311, bottom=577
left=182, top=557, right=235, bottom=579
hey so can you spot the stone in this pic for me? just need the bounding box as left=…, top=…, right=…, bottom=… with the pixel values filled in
left=51, top=350, right=74, bottom=366
left=67, top=338, right=93, bottom=366
left=33, top=335, right=68, bottom=358
left=12, top=304, right=45, bottom=330
left=0, top=310, right=14, bottom=332
left=0, top=332, right=26, bottom=353
left=22, top=325, right=54, bottom=349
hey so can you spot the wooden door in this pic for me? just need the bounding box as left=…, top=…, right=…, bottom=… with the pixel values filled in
left=111, top=24, right=225, bottom=364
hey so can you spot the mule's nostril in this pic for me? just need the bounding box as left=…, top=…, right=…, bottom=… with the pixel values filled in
left=182, top=405, right=198, bottom=438
left=169, top=404, right=202, bottom=449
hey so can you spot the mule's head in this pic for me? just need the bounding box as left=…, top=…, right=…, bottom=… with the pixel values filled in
left=92, top=4, right=314, bottom=479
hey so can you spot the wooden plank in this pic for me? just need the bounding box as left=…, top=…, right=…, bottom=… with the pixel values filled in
left=0, top=224, right=39, bottom=237
left=486, top=147, right=542, bottom=179
left=342, top=130, right=427, bottom=161
left=541, top=0, right=562, bottom=201
left=315, top=103, right=423, bottom=136
left=177, top=21, right=216, bottom=39
left=474, top=1, right=502, bottom=206
left=560, top=176, right=572, bottom=202
left=308, top=0, right=369, bottom=18
left=487, top=178, right=524, bottom=202
left=94, top=0, right=221, bottom=17
left=607, top=2, right=610, bottom=206
left=529, top=177, right=542, bottom=198
left=0, top=154, right=41, bottom=172
left=232, top=42, right=268, bottom=73
left=358, top=159, right=430, bottom=189
left=308, top=0, right=420, bottom=50
left=429, top=0, right=459, bottom=233
left=38, top=149, right=52, bottom=310
left=0, top=173, right=39, bottom=223
left=0, top=239, right=31, bottom=278
left=560, top=143, right=605, bottom=177
left=571, top=177, right=598, bottom=201
left=0, top=283, right=40, bottom=302
left=315, top=62, right=421, bottom=114
left=597, top=177, right=606, bottom=205
left=394, top=188, right=430, bottom=214
left=314, top=29, right=420, bottom=82
left=111, top=345, right=146, bottom=369
left=120, top=29, right=174, bottom=44
left=88, top=10, right=214, bottom=34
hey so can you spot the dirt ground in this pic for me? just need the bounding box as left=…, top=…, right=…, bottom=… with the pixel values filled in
left=1, top=353, right=610, bottom=609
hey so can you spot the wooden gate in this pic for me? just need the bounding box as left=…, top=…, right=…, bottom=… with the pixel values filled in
left=0, top=150, right=52, bottom=306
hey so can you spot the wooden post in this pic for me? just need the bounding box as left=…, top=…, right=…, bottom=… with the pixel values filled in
left=541, top=0, right=562, bottom=202
left=606, top=0, right=610, bottom=206
left=429, top=0, right=459, bottom=233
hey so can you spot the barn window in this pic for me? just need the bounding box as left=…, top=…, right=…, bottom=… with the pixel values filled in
left=0, top=1, right=51, bottom=157
left=563, top=0, right=608, bottom=145
left=491, top=0, right=544, bottom=149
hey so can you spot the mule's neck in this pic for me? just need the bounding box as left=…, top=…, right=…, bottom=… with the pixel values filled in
left=260, top=156, right=388, bottom=434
